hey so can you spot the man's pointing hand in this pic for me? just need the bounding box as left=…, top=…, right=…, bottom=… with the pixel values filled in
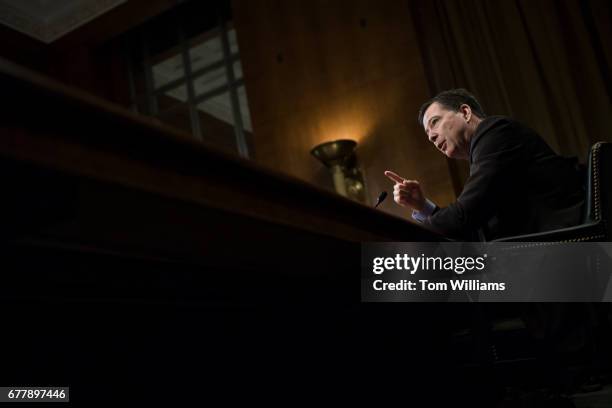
left=384, top=170, right=426, bottom=212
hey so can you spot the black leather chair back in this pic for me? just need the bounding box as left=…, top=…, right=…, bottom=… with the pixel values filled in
left=584, top=142, right=612, bottom=239
left=495, top=142, right=610, bottom=242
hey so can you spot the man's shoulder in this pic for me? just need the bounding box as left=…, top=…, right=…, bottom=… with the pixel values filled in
left=477, top=114, right=506, bottom=129
left=473, top=116, right=527, bottom=140
left=470, top=116, right=539, bottom=159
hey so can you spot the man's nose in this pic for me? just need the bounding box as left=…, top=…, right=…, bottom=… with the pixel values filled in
left=428, top=131, right=438, bottom=143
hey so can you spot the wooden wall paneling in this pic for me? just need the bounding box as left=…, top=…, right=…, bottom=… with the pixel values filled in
left=233, top=0, right=456, bottom=218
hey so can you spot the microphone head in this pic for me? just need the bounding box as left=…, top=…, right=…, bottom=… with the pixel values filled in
left=374, top=191, right=388, bottom=208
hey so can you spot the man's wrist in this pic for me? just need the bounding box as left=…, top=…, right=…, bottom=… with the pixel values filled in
left=411, top=198, right=436, bottom=223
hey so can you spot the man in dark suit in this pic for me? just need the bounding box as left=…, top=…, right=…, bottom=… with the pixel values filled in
left=385, top=88, right=584, bottom=240
left=384, top=90, right=604, bottom=405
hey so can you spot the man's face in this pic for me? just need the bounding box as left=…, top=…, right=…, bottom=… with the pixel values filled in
left=422, top=102, right=470, bottom=160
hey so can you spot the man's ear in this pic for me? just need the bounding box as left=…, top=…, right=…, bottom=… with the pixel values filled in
left=460, top=104, right=472, bottom=122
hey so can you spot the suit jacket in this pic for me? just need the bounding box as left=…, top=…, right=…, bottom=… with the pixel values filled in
left=425, top=116, right=585, bottom=240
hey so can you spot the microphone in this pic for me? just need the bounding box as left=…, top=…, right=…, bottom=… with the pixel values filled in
left=374, top=191, right=388, bottom=208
